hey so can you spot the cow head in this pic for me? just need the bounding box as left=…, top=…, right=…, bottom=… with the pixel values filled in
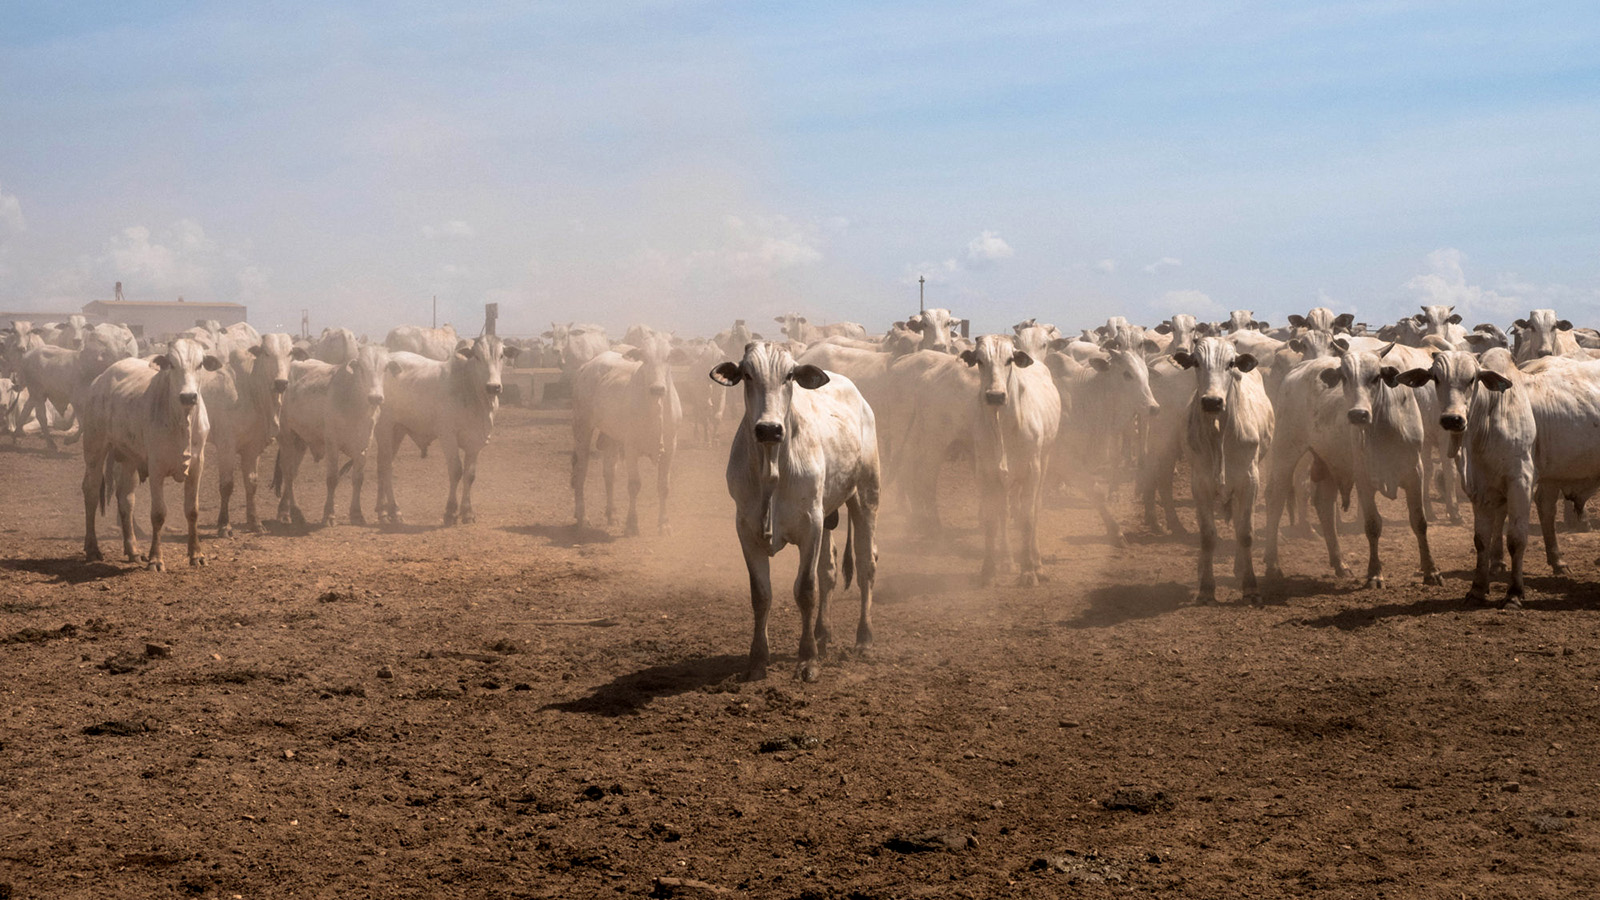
left=711, top=341, right=828, bottom=446
left=906, top=308, right=958, bottom=353
left=1393, top=348, right=1513, bottom=434
left=960, top=334, right=1033, bottom=407
left=249, top=333, right=304, bottom=396
left=342, top=343, right=389, bottom=408
left=75, top=331, right=125, bottom=384
left=624, top=327, right=675, bottom=401
left=1411, top=304, right=1463, bottom=341
left=152, top=337, right=223, bottom=408
left=1512, top=309, right=1573, bottom=359
left=883, top=321, right=920, bottom=357
left=1172, top=336, right=1257, bottom=415
left=1086, top=348, right=1161, bottom=416
left=1154, top=313, right=1198, bottom=355
left=1287, top=329, right=1336, bottom=361
left=1318, top=339, right=1402, bottom=426
left=449, top=335, right=518, bottom=407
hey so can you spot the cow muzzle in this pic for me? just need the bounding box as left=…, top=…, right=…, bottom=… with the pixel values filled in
left=650, top=385, right=668, bottom=397
left=1347, top=408, right=1371, bottom=425
left=753, top=421, right=784, bottom=444
left=368, top=394, right=385, bottom=407
left=1200, top=395, right=1224, bottom=414
left=179, top=392, right=198, bottom=407
left=983, top=390, right=1006, bottom=407
left=1440, top=414, right=1466, bottom=433
left=485, top=383, right=502, bottom=396
left=273, top=379, right=289, bottom=394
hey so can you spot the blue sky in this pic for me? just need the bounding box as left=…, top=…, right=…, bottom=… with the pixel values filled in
left=2, top=1, right=1597, bottom=338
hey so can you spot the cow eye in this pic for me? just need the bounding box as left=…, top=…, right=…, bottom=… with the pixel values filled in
left=1122, top=371, right=1133, bottom=381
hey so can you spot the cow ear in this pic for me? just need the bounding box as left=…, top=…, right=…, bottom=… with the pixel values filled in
left=386, top=359, right=404, bottom=376
left=1233, top=353, right=1259, bottom=373
left=1395, top=368, right=1434, bottom=388
left=773, top=316, right=785, bottom=324
left=959, top=350, right=979, bottom=367
left=791, top=364, right=829, bottom=390
left=1012, top=350, right=1034, bottom=368
left=345, top=360, right=359, bottom=372
left=249, top=344, right=266, bottom=357
left=1087, top=357, right=1110, bottom=373
left=1478, top=370, right=1514, bottom=392
left=1255, top=321, right=1271, bottom=331
left=501, top=344, right=520, bottom=360
left=1319, top=367, right=1343, bottom=388
left=1172, top=351, right=1196, bottom=369
left=1331, top=337, right=1350, bottom=355
left=1154, top=322, right=1173, bottom=334
left=1447, top=313, right=1463, bottom=325
left=290, top=346, right=311, bottom=361
left=1413, top=313, right=1428, bottom=325
left=1288, top=338, right=1305, bottom=353
left=202, top=354, right=223, bottom=371
left=540, top=331, right=553, bottom=339
left=1333, top=313, right=1355, bottom=331
left=905, top=317, right=925, bottom=333
left=1288, top=315, right=1307, bottom=328
left=151, top=355, right=173, bottom=371
left=710, top=362, right=743, bottom=386
left=1513, top=319, right=1530, bottom=330
left=1141, top=338, right=1164, bottom=354
left=1047, top=337, right=1072, bottom=352
left=667, top=347, right=690, bottom=365
left=1378, top=365, right=1402, bottom=386
left=798, top=316, right=808, bottom=324
left=1558, top=319, right=1574, bottom=331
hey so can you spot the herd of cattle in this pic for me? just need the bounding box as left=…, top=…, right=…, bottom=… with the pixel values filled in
left=3, top=304, right=1599, bottom=680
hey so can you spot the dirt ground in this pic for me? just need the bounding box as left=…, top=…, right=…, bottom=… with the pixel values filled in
left=5, top=403, right=1600, bottom=899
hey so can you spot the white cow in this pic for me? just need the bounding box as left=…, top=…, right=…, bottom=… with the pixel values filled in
left=543, top=322, right=610, bottom=376
left=673, top=338, right=727, bottom=445
left=273, top=344, right=389, bottom=526
left=1046, top=346, right=1161, bottom=546
left=1263, top=342, right=1442, bottom=588
left=81, top=338, right=220, bottom=570
left=881, top=349, right=978, bottom=534
left=14, top=332, right=131, bottom=451
left=385, top=324, right=460, bottom=361
left=904, top=308, right=961, bottom=353
left=1172, top=337, right=1274, bottom=603
left=1285, top=307, right=1355, bottom=335
left=1397, top=349, right=1531, bottom=605
left=711, top=340, right=879, bottom=682
left=1511, top=309, right=1582, bottom=363
left=198, top=333, right=305, bottom=535
left=775, top=313, right=868, bottom=344
left=961, top=335, right=1061, bottom=585
left=375, top=336, right=519, bottom=525
left=571, top=326, right=682, bottom=535
left=311, top=327, right=361, bottom=365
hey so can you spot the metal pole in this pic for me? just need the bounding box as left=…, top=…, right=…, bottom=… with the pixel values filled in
left=919, top=275, right=925, bottom=313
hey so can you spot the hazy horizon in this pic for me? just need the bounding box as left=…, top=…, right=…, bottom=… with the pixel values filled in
left=3, top=2, right=1598, bottom=339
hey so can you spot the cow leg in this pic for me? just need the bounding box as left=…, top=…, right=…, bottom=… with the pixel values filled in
left=736, top=518, right=773, bottom=681
left=1312, top=477, right=1347, bottom=578
left=215, top=447, right=236, bottom=538
left=82, top=448, right=107, bottom=562
left=655, top=448, right=673, bottom=535
left=321, top=448, right=340, bottom=526
left=1262, top=452, right=1294, bottom=580
left=347, top=447, right=369, bottom=526
left=571, top=425, right=591, bottom=528
left=1468, top=492, right=1498, bottom=604
left=1405, top=465, right=1441, bottom=586
left=623, top=447, right=641, bottom=537
left=848, top=494, right=877, bottom=650
left=793, top=514, right=825, bottom=682
left=1018, top=455, right=1046, bottom=585
left=376, top=425, right=400, bottom=524
left=814, top=519, right=836, bottom=659
left=1535, top=484, right=1566, bottom=575
left=1194, top=481, right=1218, bottom=604
left=978, top=470, right=1003, bottom=585
left=116, top=462, right=138, bottom=561
left=1505, top=477, right=1531, bottom=608
left=603, top=444, right=621, bottom=527
left=457, top=444, right=480, bottom=525
left=1232, top=458, right=1261, bottom=604
left=240, top=447, right=263, bottom=533
left=147, top=476, right=168, bottom=571
left=186, top=452, right=206, bottom=566
left=33, top=395, right=58, bottom=453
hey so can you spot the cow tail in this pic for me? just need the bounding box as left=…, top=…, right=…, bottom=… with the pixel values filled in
left=99, top=455, right=116, bottom=515
left=842, top=508, right=855, bottom=591
left=338, top=458, right=355, bottom=480
left=271, top=442, right=285, bottom=496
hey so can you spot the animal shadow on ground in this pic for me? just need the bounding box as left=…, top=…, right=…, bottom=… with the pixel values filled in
left=260, top=520, right=327, bottom=538
left=875, top=571, right=981, bottom=604
left=1062, top=581, right=1192, bottom=629
left=2, top=557, right=135, bottom=585
left=499, top=524, right=614, bottom=547
left=1294, top=574, right=1600, bottom=631
left=543, top=654, right=748, bottom=716
left=375, top=522, right=440, bottom=535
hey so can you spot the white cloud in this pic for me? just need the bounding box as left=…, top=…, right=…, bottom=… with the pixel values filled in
left=1157, top=288, right=1225, bottom=318
left=964, top=230, right=1014, bottom=265
left=0, top=184, right=24, bottom=235
left=1094, top=258, right=1117, bottom=274
left=1143, top=256, right=1182, bottom=274
left=640, top=213, right=824, bottom=284
left=421, top=220, right=476, bottom=240
left=1404, top=247, right=1520, bottom=321
left=901, top=258, right=962, bottom=286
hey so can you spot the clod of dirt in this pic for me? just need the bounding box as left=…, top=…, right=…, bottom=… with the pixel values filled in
left=317, top=588, right=359, bottom=603
left=649, top=822, right=685, bottom=841
left=884, top=829, right=976, bottom=853
left=512, top=682, right=532, bottom=691
left=3, top=623, right=79, bottom=645
left=486, top=638, right=523, bottom=655
left=758, top=734, right=821, bottom=753
left=650, top=876, right=744, bottom=898
left=1027, top=852, right=1124, bottom=884
left=578, top=783, right=624, bottom=802
left=1502, top=782, right=1522, bottom=793
left=376, top=665, right=394, bottom=679
left=1532, top=814, right=1574, bottom=834
left=98, top=651, right=150, bottom=675
left=481, top=679, right=502, bottom=690
left=1104, top=788, right=1175, bottom=814
left=82, top=719, right=152, bottom=737
left=144, top=643, right=172, bottom=658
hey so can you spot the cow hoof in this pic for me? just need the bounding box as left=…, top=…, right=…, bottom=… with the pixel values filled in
left=1465, top=590, right=1490, bottom=605
left=348, top=514, right=366, bottom=526
left=443, top=514, right=458, bottom=527
left=796, top=660, right=821, bottom=683
left=85, top=549, right=103, bottom=563
left=624, top=522, right=640, bottom=538
left=657, top=522, right=670, bottom=536
left=1502, top=595, right=1524, bottom=610
left=217, top=524, right=233, bottom=538
left=1265, top=567, right=1285, bottom=582
left=1553, top=563, right=1570, bottom=576
left=148, top=559, right=166, bottom=572
left=741, top=665, right=768, bottom=683
left=1194, top=592, right=1216, bottom=606
left=321, top=516, right=336, bottom=527
left=1364, top=575, right=1385, bottom=590
left=1241, top=590, right=1263, bottom=607
left=1490, top=561, right=1508, bottom=575
left=191, top=556, right=207, bottom=567
left=1016, top=572, right=1038, bottom=587
left=461, top=513, right=476, bottom=525
left=1422, top=572, right=1444, bottom=586
left=1332, top=564, right=1351, bottom=578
